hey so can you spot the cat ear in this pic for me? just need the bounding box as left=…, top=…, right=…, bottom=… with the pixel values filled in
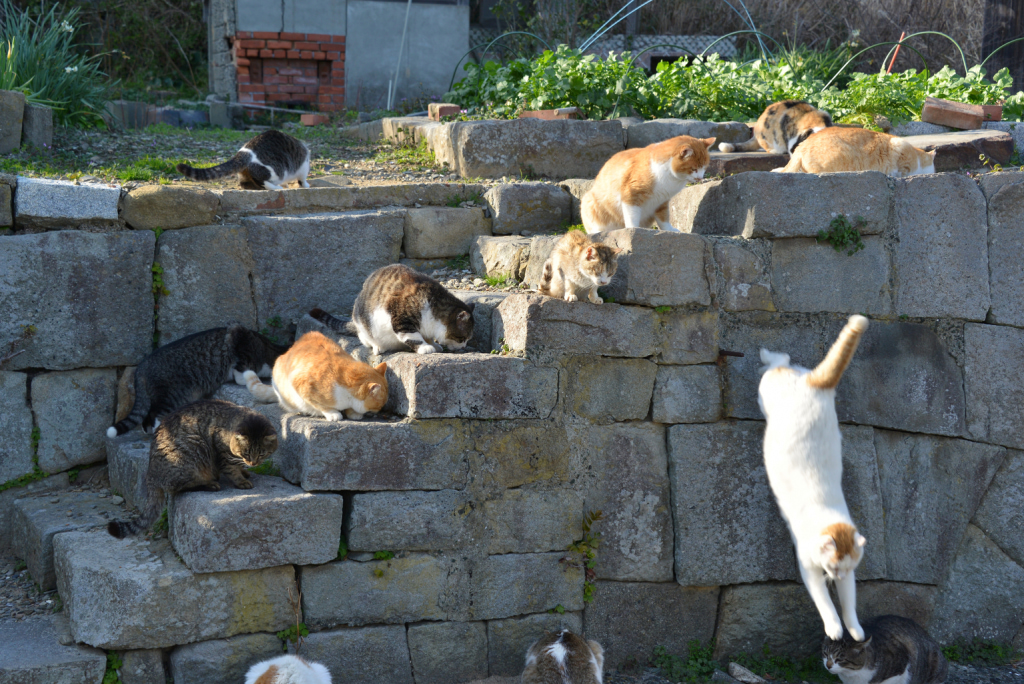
left=466, top=302, right=476, bottom=313
left=584, top=246, right=598, bottom=260
left=703, top=137, right=717, bottom=149
left=820, top=535, right=837, bottom=553
left=855, top=534, right=867, bottom=548
left=612, top=247, right=623, bottom=255
left=262, top=434, right=278, bottom=445
left=367, top=383, right=385, bottom=398
left=375, top=362, right=388, bottom=374
left=457, top=310, right=472, bottom=322
left=680, top=147, right=694, bottom=159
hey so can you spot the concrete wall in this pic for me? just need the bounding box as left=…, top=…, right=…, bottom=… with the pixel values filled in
left=235, top=0, right=347, bottom=35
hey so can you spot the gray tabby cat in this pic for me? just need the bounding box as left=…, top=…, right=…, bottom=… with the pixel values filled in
left=176, top=129, right=310, bottom=190
left=310, top=264, right=475, bottom=355
left=107, top=399, right=278, bottom=538
left=823, top=615, right=948, bottom=684
left=521, top=630, right=604, bottom=684
left=107, top=325, right=289, bottom=437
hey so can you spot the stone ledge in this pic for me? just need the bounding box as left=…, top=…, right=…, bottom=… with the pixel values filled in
left=595, top=228, right=711, bottom=307
left=0, top=614, right=106, bottom=683
left=214, top=183, right=487, bottom=216
left=14, top=176, right=120, bottom=230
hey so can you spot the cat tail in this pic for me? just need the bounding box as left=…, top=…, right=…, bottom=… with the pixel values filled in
left=309, top=307, right=357, bottom=335
left=719, top=136, right=762, bottom=153
left=243, top=370, right=280, bottom=403
left=806, top=315, right=869, bottom=389
left=107, top=389, right=150, bottom=439
left=106, top=489, right=164, bottom=538
left=176, top=151, right=249, bottom=181
left=538, top=260, right=554, bottom=296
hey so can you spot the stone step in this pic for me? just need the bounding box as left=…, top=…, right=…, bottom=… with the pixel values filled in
left=105, top=433, right=151, bottom=511
left=707, top=151, right=788, bottom=175
left=900, top=129, right=1013, bottom=171
left=0, top=615, right=106, bottom=684
left=211, top=182, right=487, bottom=217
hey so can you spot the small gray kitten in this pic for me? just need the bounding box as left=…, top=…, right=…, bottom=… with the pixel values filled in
left=522, top=629, right=604, bottom=684
left=177, top=129, right=310, bottom=190
left=823, top=615, right=948, bottom=684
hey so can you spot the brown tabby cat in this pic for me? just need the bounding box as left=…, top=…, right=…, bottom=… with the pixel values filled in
left=823, top=615, right=948, bottom=684
left=176, top=129, right=311, bottom=190
left=522, top=630, right=604, bottom=684
left=777, top=127, right=936, bottom=176
left=539, top=231, right=620, bottom=305
left=719, top=100, right=833, bottom=154
left=107, top=400, right=278, bottom=538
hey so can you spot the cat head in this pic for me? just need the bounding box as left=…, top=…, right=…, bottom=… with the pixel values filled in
left=437, top=303, right=476, bottom=350
left=579, top=242, right=621, bottom=288
left=897, top=143, right=937, bottom=177
left=352, top=362, right=389, bottom=414
left=229, top=413, right=279, bottom=466
left=230, top=325, right=291, bottom=369
left=823, top=632, right=873, bottom=675
left=668, top=136, right=716, bottom=182
left=818, top=522, right=866, bottom=580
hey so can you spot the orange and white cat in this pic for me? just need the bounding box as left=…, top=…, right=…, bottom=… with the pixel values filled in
left=581, top=135, right=715, bottom=234
left=720, top=100, right=833, bottom=154
left=759, top=315, right=870, bottom=642
left=777, top=126, right=936, bottom=176
left=245, top=655, right=331, bottom=684
left=539, top=231, right=620, bottom=304
left=240, top=331, right=388, bottom=421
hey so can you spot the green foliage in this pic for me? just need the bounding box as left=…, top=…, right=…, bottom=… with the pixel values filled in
left=276, top=623, right=309, bottom=646
left=68, top=467, right=80, bottom=483
left=547, top=604, right=566, bottom=614
left=151, top=262, right=169, bottom=297
left=372, top=139, right=437, bottom=171
left=446, top=254, right=471, bottom=270
left=13, top=559, right=26, bottom=571
left=248, top=460, right=281, bottom=477
left=942, top=639, right=1018, bottom=666
left=654, top=306, right=672, bottom=314
left=732, top=645, right=839, bottom=683
left=337, top=536, right=348, bottom=560
left=115, top=156, right=184, bottom=182
left=567, top=510, right=602, bottom=603
left=151, top=508, right=168, bottom=536
left=652, top=641, right=718, bottom=683
left=0, top=427, right=48, bottom=493
left=817, top=215, right=866, bottom=256
left=562, top=223, right=586, bottom=233
left=102, top=652, right=123, bottom=684
left=260, top=316, right=287, bottom=344
left=485, top=272, right=514, bottom=288
left=372, top=550, right=395, bottom=561
left=490, top=337, right=513, bottom=356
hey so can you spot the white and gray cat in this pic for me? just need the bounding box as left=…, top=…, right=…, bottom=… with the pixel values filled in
left=823, top=615, right=948, bottom=684
left=245, top=655, right=331, bottom=684
left=177, top=129, right=310, bottom=190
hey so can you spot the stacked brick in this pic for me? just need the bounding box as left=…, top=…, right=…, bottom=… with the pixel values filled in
left=234, top=31, right=345, bottom=111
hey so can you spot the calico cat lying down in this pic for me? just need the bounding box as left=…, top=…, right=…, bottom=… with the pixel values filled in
left=720, top=100, right=833, bottom=154
left=177, top=129, right=310, bottom=190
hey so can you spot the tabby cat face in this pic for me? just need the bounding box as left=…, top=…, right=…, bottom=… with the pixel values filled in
left=579, top=244, right=620, bottom=288
left=229, top=430, right=278, bottom=466
left=439, top=307, right=475, bottom=350
left=823, top=635, right=872, bottom=674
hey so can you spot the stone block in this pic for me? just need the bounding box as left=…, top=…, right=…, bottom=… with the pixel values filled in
left=14, top=177, right=120, bottom=229
left=105, top=434, right=151, bottom=511
left=470, top=552, right=584, bottom=620
left=625, top=119, right=751, bottom=149
left=965, top=323, right=1024, bottom=450
left=289, top=625, right=412, bottom=684
left=834, top=321, right=965, bottom=437
left=301, top=554, right=468, bottom=628
left=855, top=582, right=937, bottom=631
left=983, top=179, right=1024, bottom=327
left=453, top=290, right=509, bottom=351
left=770, top=237, right=891, bottom=314
left=31, top=369, right=117, bottom=474
left=408, top=621, right=488, bottom=684
left=465, top=420, right=573, bottom=491
left=122, top=185, right=219, bottom=231
left=494, top=294, right=658, bottom=358
left=483, top=183, right=572, bottom=235
left=118, top=649, right=165, bottom=684
left=900, top=129, right=1013, bottom=170
left=169, top=474, right=343, bottom=573
left=522, top=236, right=560, bottom=288
left=657, top=311, right=719, bottom=365
left=894, top=174, right=990, bottom=320
left=345, top=490, right=472, bottom=552
left=0, top=90, right=25, bottom=153
left=54, top=531, right=295, bottom=649
left=0, top=472, right=69, bottom=551
left=242, top=211, right=404, bottom=324
left=707, top=151, right=789, bottom=176
left=0, top=371, right=33, bottom=484
left=0, top=183, right=11, bottom=228
left=873, top=430, right=1005, bottom=584
left=583, top=582, right=719, bottom=670
left=444, top=119, right=623, bottom=179
left=713, top=583, right=822, bottom=659
left=169, top=633, right=284, bottom=684
left=0, top=231, right=155, bottom=370
left=385, top=352, right=558, bottom=419
left=670, top=172, right=891, bottom=238
left=21, top=104, right=53, bottom=149
left=931, top=524, right=1024, bottom=644
left=470, top=235, right=531, bottom=281
left=482, top=488, right=583, bottom=554
left=557, top=179, right=592, bottom=224
left=974, top=449, right=1024, bottom=568
left=565, top=356, right=657, bottom=423
left=651, top=364, right=722, bottom=424
left=404, top=207, right=490, bottom=258
left=712, top=241, right=774, bottom=312
left=572, top=423, right=674, bottom=582
left=271, top=417, right=468, bottom=492
left=214, top=183, right=487, bottom=216
left=12, top=491, right=123, bottom=590
left=0, top=614, right=106, bottom=684
left=595, top=228, right=711, bottom=307
left=487, top=612, right=583, bottom=677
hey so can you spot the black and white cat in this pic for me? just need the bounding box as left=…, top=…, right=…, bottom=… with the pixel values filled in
left=176, top=129, right=310, bottom=190
left=823, top=615, right=948, bottom=684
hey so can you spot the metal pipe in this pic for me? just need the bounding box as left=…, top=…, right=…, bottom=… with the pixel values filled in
left=390, top=0, right=414, bottom=111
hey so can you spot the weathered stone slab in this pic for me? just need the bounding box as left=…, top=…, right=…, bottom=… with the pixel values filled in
left=0, top=231, right=154, bottom=370
left=156, top=224, right=257, bottom=344
left=385, top=352, right=558, bottom=419
left=974, top=449, right=1024, bottom=568
left=408, top=621, right=488, bottom=684
left=118, top=649, right=165, bottom=684
left=984, top=179, right=1024, bottom=327
left=583, top=582, right=719, bottom=670
left=54, top=531, right=295, bottom=649
left=14, top=177, right=120, bottom=229
left=901, top=130, right=1014, bottom=171
left=596, top=229, right=711, bottom=307
left=105, top=434, right=151, bottom=511
left=482, top=488, right=583, bottom=554
left=31, top=369, right=117, bottom=474
left=345, top=490, right=473, bottom=551
left=0, top=614, right=106, bottom=684
left=564, top=357, right=657, bottom=423
left=122, top=185, right=219, bottom=231
left=771, top=237, right=891, bottom=314
left=713, top=583, right=822, bottom=659
left=168, top=633, right=282, bottom=684
left=288, top=625, right=413, bottom=684
left=0, top=372, right=34, bottom=485
left=0, top=473, right=69, bottom=552
left=855, top=581, right=938, bottom=631
left=453, top=290, right=509, bottom=351
left=894, top=174, right=990, bottom=320
left=169, top=475, right=343, bottom=573
left=834, top=321, right=965, bottom=437
left=657, top=311, right=719, bottom=365
left=301, top=554, right=467, bottom=628
left=21, top=104, right=53, bottom=150
left=470, top=552, right=584, bottom=620
left=522, top=236, right=560, bottom=288
left=670, top=172, right=891, bottom=238
left=965, top=323, right=1024, bottom=450
left=712, top=241, right=774, bottom=312
left=466, top=420, right=573, bottom=491
left=0, top=90, right=25, bottom=154
left=625, top=119, right=750, bottom=149
left=484, top=183, right=572, bottom=235
left=707, top=151, right=789, bottom=176
left=12, top=491, right=123, bottom=590
left=494, top=294, right=658, bottom=358
left=931, top=524, right=1024, bottom=644
left=487, top=612, right=583, bottom=677
left=652, top=364, right=722, bottom=424
left=242, top=211, right=404, bottom=324
left=873, top=429, right=1005, bottom=584
left=572, top=423, right=674, bottom=582
left=471, top=235, right=532, bottom=281
left=557, top=179, right=592, bottom=224
left=215, top=183, right=487, bottom=216
left=403, top=207, right=490, bottom=258
left=0, top=184, right=12, bottom=228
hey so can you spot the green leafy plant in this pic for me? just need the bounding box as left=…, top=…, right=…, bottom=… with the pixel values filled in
left=817, top=215, right=866, bottom=256
left=652, top=641, right=718, bottom=683
left=547, top=604, right=566, bottom=614
left=490, top=337, right=513, bottom=356
left=372, top=550, right=395, bottom=561
left=732, top=644, right=839, bottom=683
left=150, top=508, right=169, bottom=536
left=654, top=306, right=672, bottom=314
left=276, top=623, right=309, bottom=646
left=102, top=652, right=123, bottom=684
left=337, top=536, right=348, bottom=560
left=447, top=254, right=471, bottom=270
left=485, top=272, right=515, bottom=288
left=1, top=427, right=48, bottom=493
left=979, top=153, right=1004, bottom=173
left=942, top=639, right=1018, bottom=666
left=566, top=509, right=602, bottom=603
left=248, top=460, right=281, bottom=477
left=151, top=262, right=169, bottom=297
left=68, top=467, right=80, bottom=483
left=13, top=559, right=26, bottom=571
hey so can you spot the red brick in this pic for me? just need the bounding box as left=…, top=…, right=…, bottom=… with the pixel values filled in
left=304, top=86, right=319, bottom=94
left=287, top=50, right=301, bottom=59
left=267, top=40, right=292, bottom=49
left=243, top=49, right=257, bottom=57
left=279, top=67, right=304, bottom=76
left=239, top=39, right=265, bottom=48
left=300, top=50, right=314, bottom=59
left=307, top=33, right=331, bottom=41
left=237, top=74, right=251, bottom=84
left=292, top=94, right=315, bottom=102
left=318, top=85, right=344, bottom=94
left=280, top=32, right=306, bottom=41
left=272, top=49, right=285, bottom=58
left=313, top=51, right=326, bottom=60
left=293, top=76, right=318, bottom=85
left=265, top=59, right=287, bottom=68
left=263, top=75, right=287, bottom=85
left=239, top=84, right=262, bottom=93
left=236, top=57, right=251, bottom=67
left=253, top=31, right=279, bottom=39
left=280, top=84, right=306, bottom=93
left=319, top=42, right=345, bottom=50
left=293, top=41, right=317, bottom=50
left=921, top=97, right=983, bottom=130
left=267, top=93, right=292, bottom=101
left=325, top=51, right=341, bottom=61
left=259, top=49, right=273, bottom=58
left=235, top=44, right=247, bottom=57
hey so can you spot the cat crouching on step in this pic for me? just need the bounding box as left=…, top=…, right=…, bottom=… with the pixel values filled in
left=177, top=129, right=310, bottom=190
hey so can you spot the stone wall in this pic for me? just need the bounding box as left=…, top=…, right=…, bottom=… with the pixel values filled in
left=1, top=170, right=1023, bottom=683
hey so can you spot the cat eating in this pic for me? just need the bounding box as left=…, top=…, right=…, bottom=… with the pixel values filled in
left=776, top=127, right=936, bottom=176
left=176, top=129, right=311, bottom=190
left=539, top=231, right=620, bottom=304
left=758, top=315, right=870, bottom=641
left=522, top=629, right=604, bottom=684
left=581, top=135, right=716, bottom=233
left=823, top=615, right=948, bottom=684
left=719, top=100, right=833, bottom=154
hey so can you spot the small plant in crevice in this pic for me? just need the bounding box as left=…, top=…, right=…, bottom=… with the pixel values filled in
left=248, top=459, right=280, bottom=477
left=654, top=305, right=672, bottom=314
left=149, top=508, right=169, bottom=537
left=817, top=215, right=866, bottom=256
left=564, top=509, right=602, bottom=603
left=1, top=427, right=48, bottom=493
left=942, top=639, right=1019, bottom=666
left=277, top=586, right=308, bottom=652
left=547, top=604, right=566, bottom=614
left=337, top=536, right=348, bottom=560
left=447, top=254, right=471, bottom=271
left=372, top=550, right=395, bottom=561
left=979, top=153, right=1004, bottom=173
left=260, top=316, right=286, bottom=344
left=490, top=337, right=513, bottom=356
left=652, top=641, right=718, bottom=683
left=68, top=467, right=80, bottom=483
left=13, top=559, right=26, bottom=572
left=485, top=272, right=514, bottom=288
left=102, top=651, right=123, bottom=684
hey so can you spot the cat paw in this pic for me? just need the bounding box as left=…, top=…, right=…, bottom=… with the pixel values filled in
left=846, top=623, right=865, bottom=641
left=233, top=369, right=248, bottom=385
left=322, top=410, right=343, bottom=422
left=203, top=482, right=222, bottom=492
left=235, top=479, right=255, bottom=489
left=824, top=619, right=845, bottom=641
left=345, top=411, right=364, bottom=421
left=564, top=294, right=579, bottom=303
left=416, top=343, right=438, bottom=354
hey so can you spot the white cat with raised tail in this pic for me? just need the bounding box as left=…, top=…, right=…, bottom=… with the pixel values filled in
left=244, top=655, right=331, bottom=684
left=758, top=315, right=870, bottom=642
